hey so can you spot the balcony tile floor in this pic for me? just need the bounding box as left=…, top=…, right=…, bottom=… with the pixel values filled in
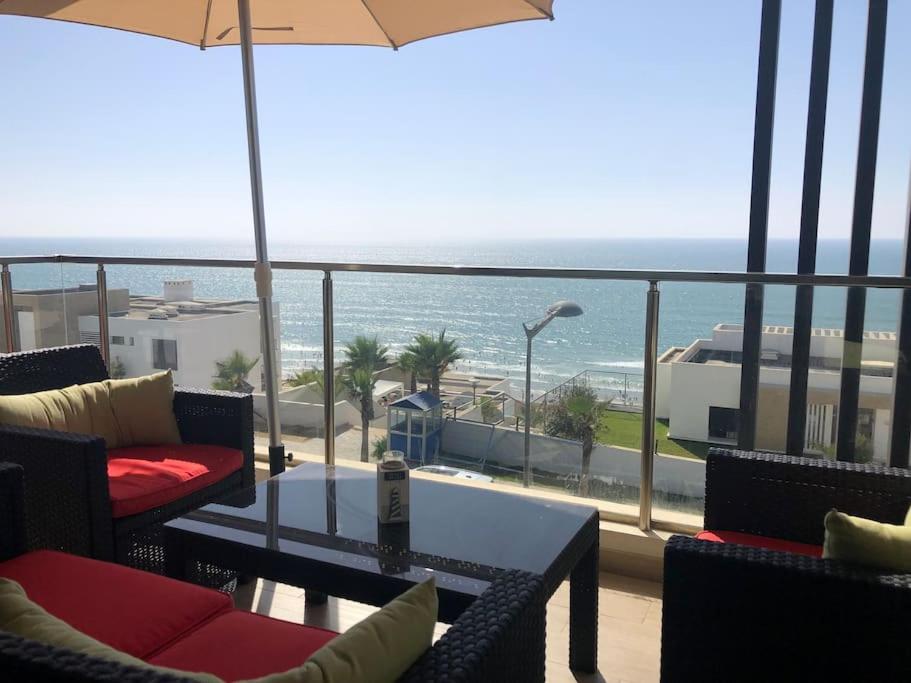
left=234, top=571, right=662, bottom=683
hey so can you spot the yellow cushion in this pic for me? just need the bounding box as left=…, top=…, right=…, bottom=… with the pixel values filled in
left=0, top=381, right=123, bottom=448
left=106, top=371, right=182, bottom=446
left=250, top=578, right=438, bottom=683
left=823, top=509, right=911, bottom=572
left=0, top=578, right=219, bottom=682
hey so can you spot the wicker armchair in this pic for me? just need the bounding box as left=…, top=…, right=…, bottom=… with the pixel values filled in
left=0, top=345, right=255, bottom=573
left=0, top=462, right=546, bottom=683
left=661, top=448, right=911, bottom=682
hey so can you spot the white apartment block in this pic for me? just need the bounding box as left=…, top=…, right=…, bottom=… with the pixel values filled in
left=78, top=280, right=280, bottom=391
left=657, top=323, right=896, bottom=463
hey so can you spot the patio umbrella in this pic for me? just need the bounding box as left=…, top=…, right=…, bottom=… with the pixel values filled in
left=1, top=0, right=556, bottom=473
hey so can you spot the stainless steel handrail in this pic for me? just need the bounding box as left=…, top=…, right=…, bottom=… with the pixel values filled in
left=322, top=271, right=335, bottom=466
left=2, top=254, right=911, bottom=288
left=1, top=265, right=16, bottom=353
left=4, top=251, right=911, bottom=526
left=640, top=282, right=660, bottom=531
left=95, top=265, right=110, bottom=369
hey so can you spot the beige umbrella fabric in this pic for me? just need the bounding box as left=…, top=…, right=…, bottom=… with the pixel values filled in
left=0, top=0, right=554, bottom=49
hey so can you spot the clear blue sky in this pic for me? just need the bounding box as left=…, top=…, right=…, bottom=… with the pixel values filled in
left=1, top=1, right=909, bottom=243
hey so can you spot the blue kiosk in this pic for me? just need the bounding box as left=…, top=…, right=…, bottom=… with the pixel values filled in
left=387, top=391, right=443, bottom=466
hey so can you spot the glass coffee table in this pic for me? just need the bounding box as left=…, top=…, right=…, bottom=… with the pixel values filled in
left=164, top=461, right=599, bottom=673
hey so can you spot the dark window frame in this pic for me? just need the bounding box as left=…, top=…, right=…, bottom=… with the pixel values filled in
left=152, top=338, right=178, bottom=371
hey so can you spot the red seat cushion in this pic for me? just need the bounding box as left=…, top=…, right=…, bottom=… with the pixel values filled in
left=695, top=529, right=823, bottom=558
left=0, top=550, right=232, bottom=658
left=149, top=610, right=337, bottom=681
left=107, top=444, right=243, bottom=518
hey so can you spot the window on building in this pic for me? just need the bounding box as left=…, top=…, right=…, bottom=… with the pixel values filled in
left=152, top=339, right=178, bottom=371
left=111, top=335, right=125, bottom=345
left=708, top=407, right=739, bottom=441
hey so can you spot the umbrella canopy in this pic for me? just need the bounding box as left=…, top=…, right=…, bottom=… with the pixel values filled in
left=3, top=0, right=556, bottom=474
left=0, top=1, right=553, bottom=49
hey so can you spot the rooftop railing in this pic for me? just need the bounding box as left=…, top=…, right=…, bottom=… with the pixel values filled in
left=2, top=253, right=911, bottom=531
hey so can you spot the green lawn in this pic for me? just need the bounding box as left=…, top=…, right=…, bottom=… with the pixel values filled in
left=596, top=409, right=710, bottom=460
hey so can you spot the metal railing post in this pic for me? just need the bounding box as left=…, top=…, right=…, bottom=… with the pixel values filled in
left=322, top=271, right=335, bottom=466
left=1, top=265, right=16, bottom=353
left=639, top=281, right=660, bottom=531
left=96, top=265, right=110, bottom=368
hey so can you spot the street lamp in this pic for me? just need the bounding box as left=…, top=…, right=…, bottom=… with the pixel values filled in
left=470, top=377, right=480, bottom=405
left=522, top=300, right=584, bottom=487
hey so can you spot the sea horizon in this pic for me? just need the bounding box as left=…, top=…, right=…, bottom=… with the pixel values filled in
left=1, top=236, right=905, bottom=398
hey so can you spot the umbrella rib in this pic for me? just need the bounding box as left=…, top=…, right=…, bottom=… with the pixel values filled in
left=521, top=0, right=554, bottom=20
left=200, top=0, right=214, bottom=49
left=358, top=0, right=397, bottom=50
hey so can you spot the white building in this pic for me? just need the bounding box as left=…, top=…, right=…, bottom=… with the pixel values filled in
left=657, top=323, right=896, bottom=462
left=79, top=280, right=280, bottom=391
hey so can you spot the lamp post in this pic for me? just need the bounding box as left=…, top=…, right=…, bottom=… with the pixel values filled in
left=523, top=300, right=584, bottom=487
left=470, top=377, right=480, bottom=405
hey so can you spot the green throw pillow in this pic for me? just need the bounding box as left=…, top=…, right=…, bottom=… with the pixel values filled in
left=0, top=578, right=218, bottom=682
left=823, top=508, right=911, bottom=572
left=0, top=381, right=123, bottom=448
left=0, top=576, right=438, bottom=683
left=249, top=578, right=438, bottom=683
left=106, top=370, right=182, bottom=446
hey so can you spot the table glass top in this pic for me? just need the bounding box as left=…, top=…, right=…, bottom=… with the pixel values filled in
left=167, top=462, right=596, bottom=596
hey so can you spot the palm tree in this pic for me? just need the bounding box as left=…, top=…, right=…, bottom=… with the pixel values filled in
left=288, top=366, right=344, bottom=401
left=544, top=385, right=605, bottom=497
left=404, top=330, right=462, bottom=398
left=396, top=351, right=419, bottom=394
left=341, top=368, right=379, bottom=462
left=342, top=335, right=389, bottom=373
left=341, top=336, right=388, bottom=462
left=288, top=367, right=321, bottom=387
left=212, top=350, right=259, bottom=393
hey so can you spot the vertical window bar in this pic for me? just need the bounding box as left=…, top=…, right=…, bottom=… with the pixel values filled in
left=889, top=169, right=911, bottom=468
left=786, top=0, right=833, bottom=456
left=738, top=0, right=781, bottom=451
left=836, top=0, right=888, bottom=462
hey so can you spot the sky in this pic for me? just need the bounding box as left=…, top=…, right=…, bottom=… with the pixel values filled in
left=1, top=1, right=909, bottom=244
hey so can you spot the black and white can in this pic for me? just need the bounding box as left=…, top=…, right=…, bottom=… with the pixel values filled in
left=377, top=450, right=409, bottom=524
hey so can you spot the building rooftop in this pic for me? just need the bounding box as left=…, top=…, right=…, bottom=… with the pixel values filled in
left=687, top=347, right=894, bottom=377
left=713, top=323, right=896, bottom=342
left=111, top=295, right=259, bottom=322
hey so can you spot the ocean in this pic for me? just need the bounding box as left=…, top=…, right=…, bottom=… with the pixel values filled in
left=1, top=237, right=905, bottom=398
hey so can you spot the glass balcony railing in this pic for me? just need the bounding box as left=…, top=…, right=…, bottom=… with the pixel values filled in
left=3, top=253, right=910, bottom=531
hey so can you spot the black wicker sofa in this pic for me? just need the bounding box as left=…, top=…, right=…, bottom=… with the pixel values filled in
left=0, top=462, right=546, bottom=682
left=661, top=448, right=911, bottom=682
left=0, top=345, right=255, bottom=572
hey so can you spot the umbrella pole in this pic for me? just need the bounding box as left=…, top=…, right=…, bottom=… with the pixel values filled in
left=237, top=0, right=285, bottom=475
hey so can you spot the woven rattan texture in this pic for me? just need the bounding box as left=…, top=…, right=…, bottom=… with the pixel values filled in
left=705, top=447, right=911, bottom=545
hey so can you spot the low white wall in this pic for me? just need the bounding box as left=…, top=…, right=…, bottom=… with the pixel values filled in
left=253, top=393, right=360, bottom=431
left=667, top=361, right=740, bottom=442
left=442, top=420, right=705, bottom=498
left=280, top=384, right=323, bottom=403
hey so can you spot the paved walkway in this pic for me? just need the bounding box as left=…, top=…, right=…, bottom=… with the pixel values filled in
left=255, top=424, right=387, bottom=465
